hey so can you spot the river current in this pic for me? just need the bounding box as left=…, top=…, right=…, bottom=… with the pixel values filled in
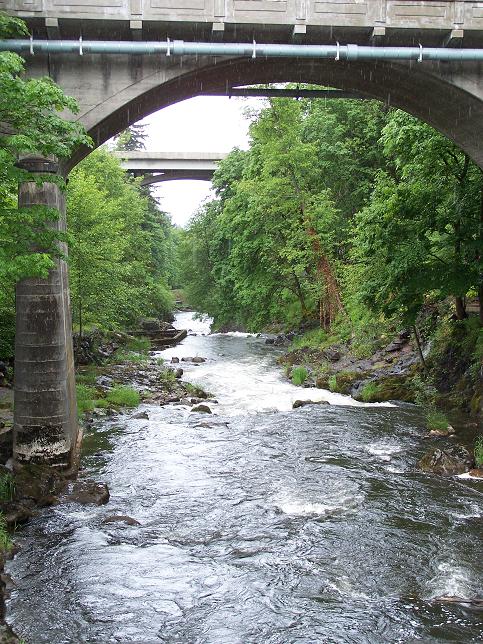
left=7, top=312, right=483, bottom=643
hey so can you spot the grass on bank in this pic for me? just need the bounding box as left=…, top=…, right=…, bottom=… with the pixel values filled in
left=358, top=381, right=381, bottom=402
left=474, top=436, right=483, bottom=468
left=0, top=514, right=13, bottom=553
left=76, top=382, right=141, bottom=417
left=0, top=471, right=14, bottom=502
left=291, top=366, right=308, bottom=386
left=426, top=408, right=450, bottom=432
left=106, top=386, right=140, bottom=408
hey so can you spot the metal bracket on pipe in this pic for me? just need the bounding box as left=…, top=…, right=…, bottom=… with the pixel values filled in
left=166, top=37, right=171, bottom=56
left=335, top=41, right=340, bottom=61
left=30, top=34, right=34, bottom=56
left=252, top=39, right=256, bottom=59
left=418, top=43, right=423, bottom=63
left=79, top=35, right=83, bottom=56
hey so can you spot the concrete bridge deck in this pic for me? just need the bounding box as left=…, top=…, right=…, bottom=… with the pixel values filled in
left=2, top=0, right=482, bottom=47
left=114, top=150, right=228, bottom=183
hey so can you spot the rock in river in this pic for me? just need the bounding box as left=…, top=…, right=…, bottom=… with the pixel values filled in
left=418, top=445, right=474, bottom=476
left=68, top=481, right=110, bottom=505
left=102, top=515, right=140, bottom=526
left=292, top=399, right=330, bottom=409
left=191, top=404, right=212, bottom=414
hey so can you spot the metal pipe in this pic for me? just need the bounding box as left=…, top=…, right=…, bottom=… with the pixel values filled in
left=1, top=39, right=483, bottom=61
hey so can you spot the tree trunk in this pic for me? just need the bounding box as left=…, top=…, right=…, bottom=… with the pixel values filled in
left=412, top=325, right=427, bottom=371
left=454, top=296, right=467, bottom=320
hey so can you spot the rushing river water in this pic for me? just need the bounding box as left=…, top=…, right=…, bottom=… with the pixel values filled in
left=7, top=312, right=483, bottom=643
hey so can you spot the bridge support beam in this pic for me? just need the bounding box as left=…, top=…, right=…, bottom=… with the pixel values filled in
left=14, top=157, right=79, bottom=469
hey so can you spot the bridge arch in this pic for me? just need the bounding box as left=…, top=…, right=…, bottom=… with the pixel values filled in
left=65, top=55, right=483, bottom=171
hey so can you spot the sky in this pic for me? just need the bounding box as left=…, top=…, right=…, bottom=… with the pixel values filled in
left=138, top=95, right=264, bottom=227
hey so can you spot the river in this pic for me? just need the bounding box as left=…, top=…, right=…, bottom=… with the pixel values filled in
left=6, top=311, right=483, bottom=643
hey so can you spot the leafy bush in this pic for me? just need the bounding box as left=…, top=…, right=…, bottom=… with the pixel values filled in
left=291, top=329, right=327, bottom=351
left=426, top=409, right=449, bottom=431
left=291, top=366, right=308, bottom=386
left=474, top=436, right=483, bottom=467
left=106, top=386, right=140, bottom=408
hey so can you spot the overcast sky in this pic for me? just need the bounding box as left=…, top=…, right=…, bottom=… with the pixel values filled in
left=138, top=96, right=265, bottom=227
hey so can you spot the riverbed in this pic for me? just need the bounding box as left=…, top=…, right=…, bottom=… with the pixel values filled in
left=7, top=312, right=483, bottom=643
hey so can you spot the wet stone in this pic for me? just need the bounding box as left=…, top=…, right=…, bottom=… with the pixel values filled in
left=191, top=404, right=212, bottom=414
left=67, top=481, right=110, bottom=505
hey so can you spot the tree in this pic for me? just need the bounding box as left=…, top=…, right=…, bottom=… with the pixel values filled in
left=352, top=111, right=482, bottom=326
left=0, top=14, right=90, bottom=357
left=113, top=124, right=147, bottom=151
left=67, top=148, right=175, bottom=334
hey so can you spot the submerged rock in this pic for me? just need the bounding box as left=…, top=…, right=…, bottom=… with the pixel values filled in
left=102, top=515, right=140, bottom=526
left=191, top=404, right=212, bottom=414
left=431, top=596, right=483, bottom=608
left=418, top=445, right=473, bottom=476
left=192, top=357, right=206, bottom=363
left=292, top=399, right=330, bottom=409
left=68, top=481, right=110, bottom=505
left=131, top=410, right=149, bottom=420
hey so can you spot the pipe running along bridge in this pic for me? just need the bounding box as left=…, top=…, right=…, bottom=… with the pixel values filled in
left=3, top=0, right=483, bottom=467
left=114, top=151, right=228, bottom=184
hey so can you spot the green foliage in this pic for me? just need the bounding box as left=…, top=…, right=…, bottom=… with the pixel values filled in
left=291, top=366, right=308, bottom=386
left=106, top=386, right=140, bottom=408
left=291, top=328, right=327, bottom=350
left=157, top=369, right=177, bottom=387
left=113, top=124, right=147, bottom=152
left=177, top=91, right=480, bottom=364
left=183, top=382, right=207, bottom=397
left=67, top=148, right=175, bottom=334
left=112, top=350, right=150, bottom=365
left=94, top=399, right=110, bottom=409
left=426, top=409, right=450, bottom=432
left=328, top=375, right=338, bottom=392
left=475, top=436, right=483, bottom=468
left=126, top=336, right=151, bottom=353
left=0, top=471, right=15, bottom=502
left=0, top=15, right=90, bottom=358
left=0, top=513, right=12, bottom=553
left=359, top=381, right=381, bottom=402
left=76, top=384, right=98, bottom=416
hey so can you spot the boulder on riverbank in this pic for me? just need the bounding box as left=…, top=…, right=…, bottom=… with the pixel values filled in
left=418, top=445, right=474, bottom=476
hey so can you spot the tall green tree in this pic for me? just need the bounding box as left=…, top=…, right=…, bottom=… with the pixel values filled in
left=0, top=14, right=90, bottom=357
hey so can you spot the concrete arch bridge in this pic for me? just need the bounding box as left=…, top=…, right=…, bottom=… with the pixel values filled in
left=3, top=0, right=483, bottom=466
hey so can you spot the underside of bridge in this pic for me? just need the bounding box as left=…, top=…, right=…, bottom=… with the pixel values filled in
left=7, top=4, right=483, bottom=466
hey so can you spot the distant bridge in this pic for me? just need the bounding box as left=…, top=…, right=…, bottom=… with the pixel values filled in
left=114, top=151, right=228, bottom=185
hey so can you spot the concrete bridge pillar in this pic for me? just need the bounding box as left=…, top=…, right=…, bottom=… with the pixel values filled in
left=14, top=156, right=78, bottom=468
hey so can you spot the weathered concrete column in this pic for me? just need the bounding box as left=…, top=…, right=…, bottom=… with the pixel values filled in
left=14, top=156, right=79, bottom=468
